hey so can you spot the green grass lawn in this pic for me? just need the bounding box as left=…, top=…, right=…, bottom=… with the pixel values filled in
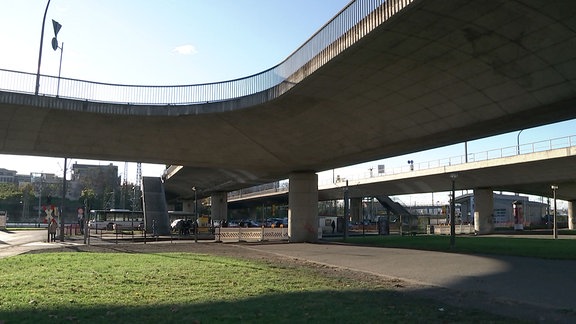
left=342, top=235, right=576, bottom=260
left=0, top=251, right=516, bottom=323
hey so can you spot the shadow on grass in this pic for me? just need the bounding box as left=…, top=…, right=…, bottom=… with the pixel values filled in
left=0, top=289, right=511, bottom=324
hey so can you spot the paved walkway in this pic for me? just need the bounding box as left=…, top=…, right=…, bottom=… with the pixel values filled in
left=245, top=242, right=576, bottom=323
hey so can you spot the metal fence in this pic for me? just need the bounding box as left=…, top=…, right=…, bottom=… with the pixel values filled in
left=230, top=135, right=576, bottom=198
left=332, top=135, right=576, bottom=183
left=216, top=227, right=289, bottom=242
left=0, top=0, right=413, bottom=106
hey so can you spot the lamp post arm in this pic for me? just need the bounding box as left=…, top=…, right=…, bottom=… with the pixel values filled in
left=57, top=42, right=64, bottom=97
left=517, top=129, right=524, bottom=155
left=35, top=0, right=52, bottom=95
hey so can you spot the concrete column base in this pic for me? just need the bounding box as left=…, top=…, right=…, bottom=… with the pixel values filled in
left=288, top=172, right=318, bottom=243
left=351, top=198, right=362, bottom=223
left=182, top=199, right=194, bottom=213
left=474, top=188, right=494, bottom=234
left=211, top=192, right=228, bottom=221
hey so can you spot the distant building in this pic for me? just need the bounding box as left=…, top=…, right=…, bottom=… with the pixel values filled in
left=15, top=174, right=33, bottom=187
left=69, top=163, right=121, bottom=207
left=394, top=192, right=548, bottom=228
left=457, top=192, right=548, bottom=227
left=0, top=168, right=61, bottom=188
left=30, top=173, right=61, bottom=187
left=0, top=168, right=17, bottom=185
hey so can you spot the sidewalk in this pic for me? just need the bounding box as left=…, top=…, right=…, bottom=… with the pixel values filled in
left=244, top=242, right=576, bottom=323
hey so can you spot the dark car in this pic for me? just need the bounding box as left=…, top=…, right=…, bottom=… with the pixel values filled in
left=239, top=220, right=261, bottom=228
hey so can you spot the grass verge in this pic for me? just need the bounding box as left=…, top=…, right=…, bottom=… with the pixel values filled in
left=342, top=235, right=576, bottom=260
left=0, top=251, right=516, bottom=323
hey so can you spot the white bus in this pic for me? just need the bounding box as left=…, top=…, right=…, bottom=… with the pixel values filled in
left=88, top=209, right=144, bottom=231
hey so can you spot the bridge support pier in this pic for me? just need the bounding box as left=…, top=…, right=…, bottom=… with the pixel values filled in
left=474, top=188, right=494, bottom=234
left=211, top=192, right=228, bottom=221
left=288, top=172, right=318, bottom=243
left=351, top=198, right=362, bottom=223
left=569, top=201, right=575, bottom=230
left=183, top=200, right=195, bottom=213
left=249, top=208, right=258, bottom=219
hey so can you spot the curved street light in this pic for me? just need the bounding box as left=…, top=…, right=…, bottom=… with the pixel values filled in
left=51, top=19, right=64, bottom=97
left=450, top=173, right=458, bottom=248
left=517, top=129, right=524, bottom=155
left=551, top=185, right=558, bottom=239
left=35, top=0, right=52, bottom=95
left=192, top=187, right=198, bottom=243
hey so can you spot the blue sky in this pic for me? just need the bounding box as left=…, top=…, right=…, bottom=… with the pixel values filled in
left=0, top=0, right=350, bottom=84
left=0, top=0, right=574, bottom=205
left=0, top=0, right=350, bottom=180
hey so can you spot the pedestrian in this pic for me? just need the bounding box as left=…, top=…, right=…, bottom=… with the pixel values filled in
left=152, top=219, right=158, bottom=237
left=78, top=210, right=84, bottom=235
left=49, top=218, right=58, bottom=242
left=80, top=215, right=85, bottom=235
left=331, top=220, right=335, bottom=233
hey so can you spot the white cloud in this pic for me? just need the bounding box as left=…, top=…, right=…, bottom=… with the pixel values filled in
left=172, top=44, right=198, bottom=55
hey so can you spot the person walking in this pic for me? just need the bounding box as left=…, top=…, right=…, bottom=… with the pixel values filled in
left=78, top=209, right=85, bottom=235
left=48, top=218, right=58, bottom=242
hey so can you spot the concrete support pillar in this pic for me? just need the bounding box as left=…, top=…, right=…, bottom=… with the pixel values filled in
left=351, top=198, right=362, bottom=222
left=249, top=208, right=257, bottom=219
left=474, top=188, right=494, bottom=234
left=210, top=192, right=228, bottom=221
left=569, top=200, right=575, bottom=230
left=182, top=200, right=194, bottom=213
left=288, top=172, right=318, bottom=242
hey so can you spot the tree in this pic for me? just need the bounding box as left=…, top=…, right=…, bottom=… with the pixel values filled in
left=80, top=188, right=96, bottom=212
left=0, top=183, right=20, bottom=200
left=0, top=183, right=30, bottom=221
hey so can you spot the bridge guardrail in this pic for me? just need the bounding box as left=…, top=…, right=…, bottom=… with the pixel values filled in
left=229, top=135, right=576, bottom=199
left=329, top=135, right=576, bottom=184
left=0, top=0, right=415, bottom=105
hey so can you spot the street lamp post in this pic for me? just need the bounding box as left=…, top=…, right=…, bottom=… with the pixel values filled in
left=84, top=197, right=89, bottom=245
left=192, top=187, right=198, bottom=242
left=517, top=129, right=524, bottom=155
left=51, top=19, right=64, bottom=97
left=343, top=180, right=349, bottom=240
left=35, top=173, right=44, bottom=222
left=59, top=157, right=67, bottom=242
left=551, top=185, right=558, bottom=239
left=450, top=173, right=458, bottom=248
left=35, top=0, right=52, bottom=95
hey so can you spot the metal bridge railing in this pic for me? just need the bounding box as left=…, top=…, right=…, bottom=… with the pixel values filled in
left=229, top=135, right=576, bottom=199
left=0, top=0, right=414, bottom=106
left=330, top=135, right=576, bottom=184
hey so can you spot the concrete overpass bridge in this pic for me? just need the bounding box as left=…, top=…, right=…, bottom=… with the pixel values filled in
left=1, top=0, right=576, bottom=241
left=226, top=136, right=576, bottom=232
left=230, top=137, right=576, bottom=202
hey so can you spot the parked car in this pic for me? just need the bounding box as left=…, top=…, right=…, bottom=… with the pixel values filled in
left=170, top=219, right=184, bottom=231
left=227, top=221, right=240, bottom=227
left=239, top=220, right=261, bottom=228
left=265, top=218, right=284, bottom=227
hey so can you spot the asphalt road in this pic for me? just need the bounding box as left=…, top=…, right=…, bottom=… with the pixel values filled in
left=0, top=229, right=77, bottom=258
left=245, top=242, right=576, bottom=323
